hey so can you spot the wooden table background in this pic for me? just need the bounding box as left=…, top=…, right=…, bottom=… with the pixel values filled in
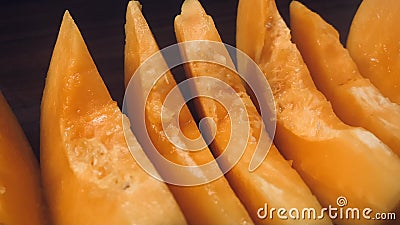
left=0, top=0, right=362, bottom=160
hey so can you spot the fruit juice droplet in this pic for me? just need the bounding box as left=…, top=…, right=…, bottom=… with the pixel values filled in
left=0, top=186, right=6, bottom=194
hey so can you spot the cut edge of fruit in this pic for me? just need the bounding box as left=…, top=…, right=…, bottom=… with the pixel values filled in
left=44, top=10, right=146, bottom=192
left=251, top=0, right=347, bottom=140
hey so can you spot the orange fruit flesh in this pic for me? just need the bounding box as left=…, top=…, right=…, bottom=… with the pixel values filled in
left=174, top=1, right=331, bottom=224
left=237, top=0, right=400, bottom=224
left=124, top=2, right=253, bottom=224
left=41, top=11, right=186, bottom=225
left=290, top=1, right=400, bottom=157
left=347, top=0, right=400, bottom=105
left=0, top=92, right=47, bottom=225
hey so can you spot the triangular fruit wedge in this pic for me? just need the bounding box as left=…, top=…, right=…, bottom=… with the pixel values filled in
left=41, top=11, right=186, bottom=224
left=124, top=1, right=253, bottom=224
left=290, top=1, right=400, bottom=157
left=347, top=0, right=400, bottom=104
left=0, top=91, right=47, bottom=224
left=237, top=0, right=400, bottom=224
left=174, top=0, right=332, bottom=224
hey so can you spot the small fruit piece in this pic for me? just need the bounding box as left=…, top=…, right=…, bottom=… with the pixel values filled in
left=237, top=0, right=400, bottom=224
left=41, top=11, right=186, bottom=224
left=347, top=0, right=400, bottom=104
left=124, top=2, right=253, bottom=224
left=0, top=91, right=47, bottom=225
left=290, top=1, right=400, bottom=157
left=174, top=0, right=331, bottom=224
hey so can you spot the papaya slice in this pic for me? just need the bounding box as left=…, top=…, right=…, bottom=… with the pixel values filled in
left=41, top=11, right=186, bottom=224
left=290, top=1, right=400, bottom=157
left=174, top=0, right=331, bottom=224
left=237, top=0, right=400, bottom=224
left=347, top=0, right=400, bottom=104
left=124, top=1, right=253, bottom=224
left=0, top=92, right=47, bottom=224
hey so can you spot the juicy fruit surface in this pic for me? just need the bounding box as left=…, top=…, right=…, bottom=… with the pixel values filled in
left=347, top=0, right=400, bottom=104
left=64, top=103, right=145, bottom=190
left=125, top=2, right=252, bottom=224
left=175, top=1, right=331, bottom=224
left=0, top=92, right=47, bottom=225
left=290, top=1, right=400, bottom=157
left=41, top=10, right=186, bottom=225
left=237, top=0, right=400, bottom=224
left=64, top=102, right=186, bottom=224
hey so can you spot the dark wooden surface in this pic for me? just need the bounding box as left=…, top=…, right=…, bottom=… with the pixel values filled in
left=0, top=0, right=362, bottom=160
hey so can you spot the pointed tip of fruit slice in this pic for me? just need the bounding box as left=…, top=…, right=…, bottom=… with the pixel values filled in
left=181, top=0, right=205, bottom=15
left=63, top=10, right=72, bottom=20
left=289, top=0, right=303, bottom=11
left=178, top=0, right=210, bottom=28
left=127, top=1, right=141, bottom=14
left=59, top=10, right=79, bottom=42
left=45, top=10, right=111, bottom=120
left=175, top=0, right=215, bottom=44
left=290, top=0, right=316, bottom=20
left=125, top=0, right=156, bottom=83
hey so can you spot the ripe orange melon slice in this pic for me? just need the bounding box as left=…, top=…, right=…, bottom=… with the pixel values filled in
left=0, top=92, right=47, bottom=224
left=174, top=0, right=331, bottom=224
left=41, top=11, right=186, bottom=224
left=124, top=1, right=253, bottom=224
left=347, top=0, right=400, bottom=104
left=290, top=1, right=400, bottom=157
left=237, top=0, right=400, bottom=224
